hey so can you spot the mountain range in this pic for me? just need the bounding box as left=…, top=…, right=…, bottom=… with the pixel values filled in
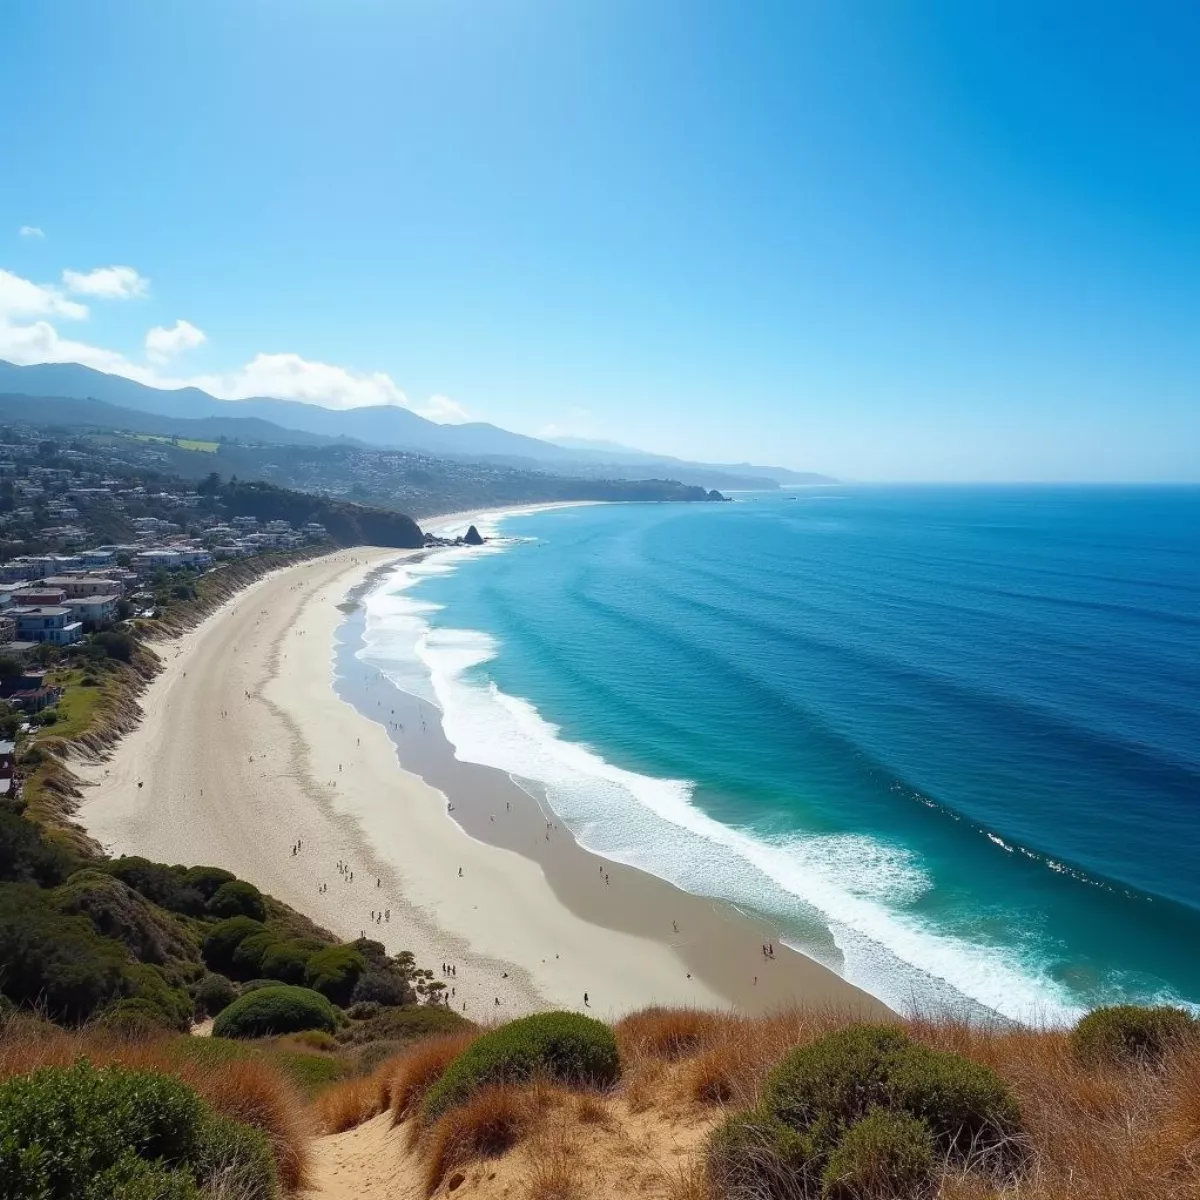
left=0, top=361, right=832, bottom=490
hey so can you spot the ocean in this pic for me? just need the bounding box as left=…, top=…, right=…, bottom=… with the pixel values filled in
left=357, top=487, right=1200, bottom=1022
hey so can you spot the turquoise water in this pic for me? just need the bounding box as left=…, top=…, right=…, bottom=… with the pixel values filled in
left=360, top=487, right=1200, bottom=1020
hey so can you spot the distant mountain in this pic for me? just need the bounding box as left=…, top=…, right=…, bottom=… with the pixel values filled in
left=0, top=391, right=349, bottom=448
left=0, top=361, right=833, bottom=487
left=548, top=434, right=835, bottom=486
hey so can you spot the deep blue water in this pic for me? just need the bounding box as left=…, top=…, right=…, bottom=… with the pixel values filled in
left=360, top=487, right=1200, bottom=1020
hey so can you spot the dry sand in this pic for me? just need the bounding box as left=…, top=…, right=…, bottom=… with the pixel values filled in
left=78, top=536, right=887, bottom=1021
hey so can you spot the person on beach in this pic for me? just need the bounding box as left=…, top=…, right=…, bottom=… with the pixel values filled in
left=583, top=992, right=589, bottom=1006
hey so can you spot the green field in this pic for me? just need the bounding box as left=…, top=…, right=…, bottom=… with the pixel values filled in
left=130, top=433, right=219, bottom=453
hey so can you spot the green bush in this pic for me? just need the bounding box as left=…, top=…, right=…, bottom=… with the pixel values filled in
left=90, top=630, right=136, bottom=663
left=707, top=1109, right=822, bottom=1200
left=202, top=916, right=266, bottom=973
left=0, top=804, right=76, bottom=886
left=886, top=1039, right=1021, bottom=1158
left=206, top=880, right=266, bottom=922
left=0, top=1060, right=276, bottom=1199
left=423, top=1011, right=620, bottom=1120
left=0, top=883, right=128, bottom=1022
left=180, top=865, right=235, bottom=902
left=260, top=939, right=318, bottom=986
left=101, top=857, right=205, bottom=916
left=305, top=944, right=367, bottom=1006
left=349, top=967, right=414, bottom=1007
left=54, top=869, right=197, bottom=965
left=763, top=1025, right=1020, bottom=1161
left=232, top=930, right=280, bottom=979
left=212, top=985, right=337, bottom=1040
left=194, top=972, right=236, bottom=1018
left=821, top=1109, right=935, bottom=1199
left=1071, top=1005, right=1197, bottom=1067
left=125, top=964, right=194, bottom=1031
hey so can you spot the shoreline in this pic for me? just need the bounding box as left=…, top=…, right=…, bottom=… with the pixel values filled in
left=77, top=511, right=889, bottom=1020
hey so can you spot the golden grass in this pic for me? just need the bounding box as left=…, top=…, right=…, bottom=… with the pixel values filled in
left=5, top=1005, right=1200, bottom=1199
left=386, top=1029, right=481, bottom=1127
left=194, top=1058, right=312, bottom=1192
left=422, top=1083, right=538, bottom=1194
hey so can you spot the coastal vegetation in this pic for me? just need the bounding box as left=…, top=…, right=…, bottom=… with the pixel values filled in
left=2, top=958, right=1198, bottom=1199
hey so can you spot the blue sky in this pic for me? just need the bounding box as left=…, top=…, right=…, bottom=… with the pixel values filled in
left=1, top=1, right=1197, bottom=480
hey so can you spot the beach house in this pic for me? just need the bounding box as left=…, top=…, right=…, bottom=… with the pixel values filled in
left=14, top=606, right=83, bottom=645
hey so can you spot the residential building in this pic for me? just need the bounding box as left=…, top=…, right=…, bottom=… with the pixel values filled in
left=14, top=606, right=83, bottom=645
left=65, top=594, right=120, bottom=624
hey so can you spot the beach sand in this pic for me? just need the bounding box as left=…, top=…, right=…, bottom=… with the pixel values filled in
left=78, top=537, right=888, bottom=1021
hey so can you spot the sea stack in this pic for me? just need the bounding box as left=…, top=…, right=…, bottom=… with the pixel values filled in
left=464, top=524, right=485, bottom=545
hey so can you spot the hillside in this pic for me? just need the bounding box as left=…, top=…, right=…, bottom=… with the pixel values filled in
left=0, top=390, right=727, bottom=517
left=0, top=361, right=826, bottom=490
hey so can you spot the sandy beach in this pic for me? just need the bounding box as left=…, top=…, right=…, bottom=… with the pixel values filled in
left=78, top=525, right=888, bottom=1021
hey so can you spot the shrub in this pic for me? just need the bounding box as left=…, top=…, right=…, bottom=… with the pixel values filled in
left=260, top=939, right=317, bottom=986
left=194, top=973, right=237, bottom=1018
left=707, top=1109, right=822, bottom=1200
left=90, top=630, right=136, bottom=663
left=305, top=945, right=367, bottom=1006
left=54, top=869, right=196, bottom=965
left=821, top=1109, right=935, bottom=1199
left=422, top=1011, right=620, bottom=1120
left=349, top=967, right=414, bottom=1007
left=202, top=916, right=266, bottom=974
left=764, top=1025, right=909, bottom=1133
left=763, top=1024, right=1020, bottom=1162
left=125, top=964, right=194, bottom=1032
left=0, top=804, right=76, bottom=886
left=1071, top=1005, right=1197, bottom=1067
left=212, top=985, right=337, bottom=1040
left=206, top=880, right=266, bottom=922
left=886, top=1039, right=1021, bottom=1159
left=0, top=883, right=128, bottom=1022
left=0, top=1060, right=276, bottom=1199
left=347, top=1001, right=381, bottom=1021
left=180, top=865, right=236, bottom=902
left=101, top=857, right=204, bottom=916
left=233, top=931, right=280, bottom=979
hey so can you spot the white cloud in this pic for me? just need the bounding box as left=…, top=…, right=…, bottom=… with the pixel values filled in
left=0, top=318, right=145, bottom=376
left=145, top=319, right=207, bottom=363
left=414, top=394, right=472, bottom=424
left=0, top=266, right=473, bottom=422
left=18, top=226, right=45, bottom=239
left=216, top=352, right=410, bottom=410
left=62, top=265, right=149, bottom=299
left=0, top=269, right=89, bottom=321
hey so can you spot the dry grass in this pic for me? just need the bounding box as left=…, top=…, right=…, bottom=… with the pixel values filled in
left=422, top=1083, right=538, bottom=1194
left=312, top=1068, right=396, bottom=1135
left=386, top=1029, right=481, bottom=1127
left=194, top=1058, right=312, bottom=1192
left=5, top=1005, right=1200, bottom=1200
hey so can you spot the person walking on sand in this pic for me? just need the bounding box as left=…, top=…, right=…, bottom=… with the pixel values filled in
left=583, top=992, right=589, bottom=1007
